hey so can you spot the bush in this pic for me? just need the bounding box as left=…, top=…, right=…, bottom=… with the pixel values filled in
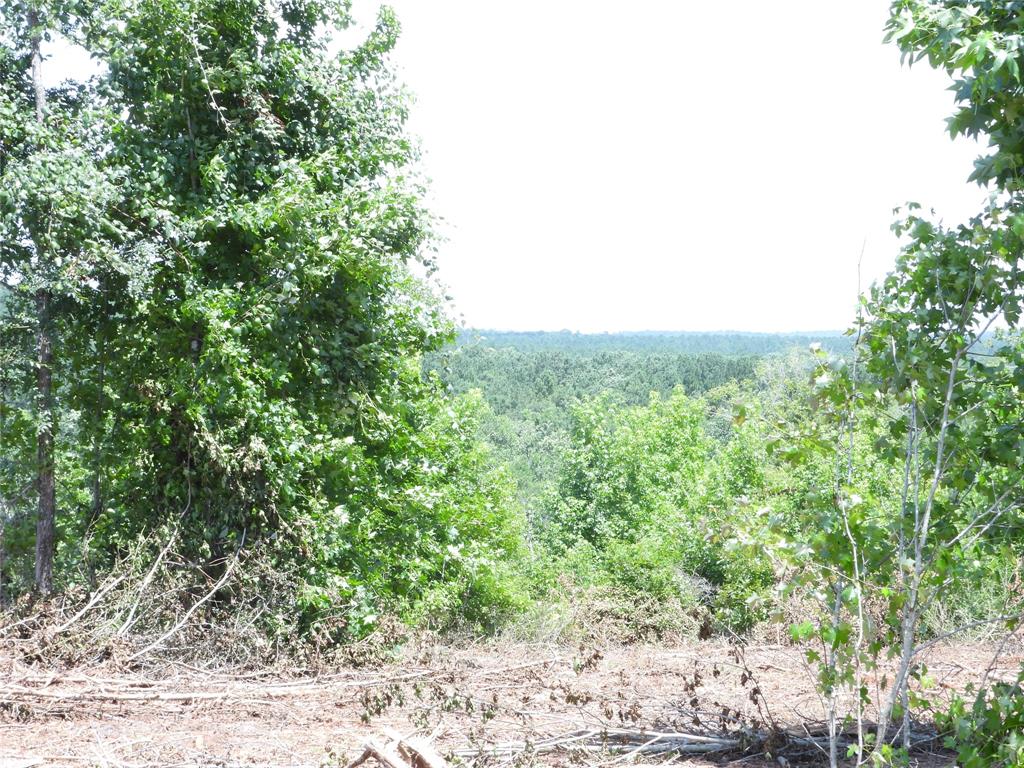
left=937, top=669, right=1024, bottom=768
left=506, top=581, right=701, bottom=646
left=711, top=549, right=774, bottom=633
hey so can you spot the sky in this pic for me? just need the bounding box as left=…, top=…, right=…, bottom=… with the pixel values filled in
left=343, top=0, right=987, bottom=333
left=45, top=1, right=991, bottom=333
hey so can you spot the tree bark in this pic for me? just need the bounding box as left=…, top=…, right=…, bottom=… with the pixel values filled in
left=35, top=288, right=55, bottom=595
left=28, top=5, right=56, bottom=596
left=90, top=329, right=105, bottom=524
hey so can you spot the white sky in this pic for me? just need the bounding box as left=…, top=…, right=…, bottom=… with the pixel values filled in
left=351, top=0, right=987, bottom=333
left=45, top=1, right=991, bottom=333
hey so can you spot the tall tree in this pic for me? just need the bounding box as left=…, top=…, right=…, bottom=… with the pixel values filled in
left=1, top=0, right=524, bottom=635
left=0, top=0, right=136, bottom=595
left=55, top=0, right=520, bottom=634
left=27, top=2, right=54, bottom=595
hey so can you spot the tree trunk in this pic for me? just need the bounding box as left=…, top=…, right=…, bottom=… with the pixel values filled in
left=90, top=328, right=105, bottom=524
left=35, top=288, right=55, bottom=595
left=29, top=6, right=56, bottom=596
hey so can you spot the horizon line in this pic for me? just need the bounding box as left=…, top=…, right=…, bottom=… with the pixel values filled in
left=460, top=327, right=849, bottom=336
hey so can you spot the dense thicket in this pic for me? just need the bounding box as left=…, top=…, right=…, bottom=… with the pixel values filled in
left=0, top=0, right=521, bottom=637
left=433, top=339, right=863, bottom=638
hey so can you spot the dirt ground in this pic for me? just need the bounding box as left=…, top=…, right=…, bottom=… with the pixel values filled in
left=1, top=639, right=1020, bottom=768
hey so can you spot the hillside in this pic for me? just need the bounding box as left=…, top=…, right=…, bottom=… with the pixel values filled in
left=424, top=330, right=842, bottom=506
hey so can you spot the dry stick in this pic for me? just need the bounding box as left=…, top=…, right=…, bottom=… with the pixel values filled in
left=459, top=728, right=743, bottom=753
left=382, top=728, right=449, bottom=768
left=0, top=685, right=240, bottom=702
left=53, top=573, right=129, bottom=635
left=0, top=665, right=479, bottom=703
left=0, top=613, right=44, bottom=639
left=454, top=737, right=740, bottom=759
left=4, top=760, right=312, bottom=768
left=127, top=530, right=245, bottom=662
left=402, top=740, right=448, bottom=768
left=473, top=655, right=564, bottom=678
left=118, top=527, right=179, bottom=637
left=604, top=733, right=664, bottom=765
left=346, top=739, right=414, bottom=768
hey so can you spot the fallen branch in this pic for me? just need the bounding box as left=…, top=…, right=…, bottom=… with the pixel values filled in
left=346, top=739, right=412, bottom=768
left=383, top=728, right=448, bottom=768
left=117, top=527, right=178, bottom=637
left=450, top=725, right=942, bottom=762
left=452, top=728, right=742, bottom=758
left=0, top=666, right=467, bottom=703
left=344, top=730, right=451, bottom=768
left=128, top=530, right=245, bottom=662
left=53, top=574, right=129, bottom=635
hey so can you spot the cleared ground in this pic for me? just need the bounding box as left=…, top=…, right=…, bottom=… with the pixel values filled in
left=1, top=640, right=1019, bottom=767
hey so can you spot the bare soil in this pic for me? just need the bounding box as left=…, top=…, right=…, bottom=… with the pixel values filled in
left=1, top=640, right=1019, bottom=768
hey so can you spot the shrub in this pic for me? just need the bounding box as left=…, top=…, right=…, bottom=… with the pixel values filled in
left=937, top=669, right=1024, bottom=768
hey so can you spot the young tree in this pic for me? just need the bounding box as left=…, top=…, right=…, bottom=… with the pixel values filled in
left=753, top=3, right=1024, bottom=764
left=878, top=6, right=1024, bottom=746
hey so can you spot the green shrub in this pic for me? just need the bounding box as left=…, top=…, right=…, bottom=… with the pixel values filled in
left=711, top=548, right=774, bottom=632
left=601, top=535, right=705, bottom=602
left=937, top=669, right=1024, bottom=768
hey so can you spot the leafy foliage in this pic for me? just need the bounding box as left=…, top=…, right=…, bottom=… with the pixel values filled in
left=523, top=382, right=782, bottom=635
left=0, top=0, right=523, bottom=637
left=430, top=337, right=768, bottom=505
left=937, top=669, right=1024, bottom=768
left=714, top=3, right=1024, bottom=762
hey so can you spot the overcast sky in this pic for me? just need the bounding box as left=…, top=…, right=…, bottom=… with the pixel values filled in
left=347, top=0, right=987, bottom=333
left=46, top=1, right=991, bottom=333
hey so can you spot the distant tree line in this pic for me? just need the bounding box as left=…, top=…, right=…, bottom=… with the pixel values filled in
left=460, top=329, right=851, bottom=356
left=425, top=335, right=833, bottom=503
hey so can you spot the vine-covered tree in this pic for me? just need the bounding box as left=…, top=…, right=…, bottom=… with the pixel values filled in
left=0, top=0, right=522, bottom=637
left=0, top=1, right=134, bottom=594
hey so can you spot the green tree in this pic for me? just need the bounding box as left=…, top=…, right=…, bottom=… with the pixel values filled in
left=1, top=0, right=524, bottom=639
left=746, top=4, right=1024, bottom=763
left=0, top=1, right=135, bottom=593
left=545, top=388, right=708, bottom=548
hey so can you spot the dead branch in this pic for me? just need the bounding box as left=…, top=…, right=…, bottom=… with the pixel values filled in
left=127, top=530, right=245, bottom=662
left=346, top=739, right=414, bottom=768
left=53, top=573, right=129, bottom=635
left=382, top=728, right=448, bottom=768
left=117, top=527, right=178, bottom=637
